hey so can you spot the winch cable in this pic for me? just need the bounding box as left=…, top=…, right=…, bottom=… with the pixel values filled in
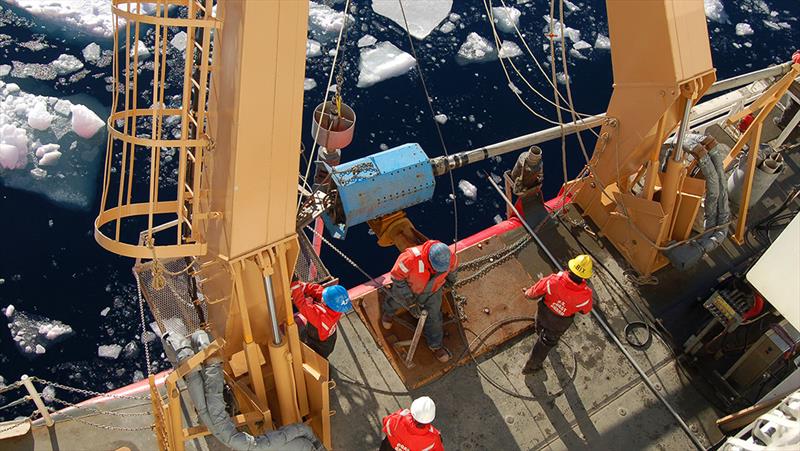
left=484, top=173, right=707, bottom=451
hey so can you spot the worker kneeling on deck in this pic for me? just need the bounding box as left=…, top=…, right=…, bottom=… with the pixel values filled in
left=382, top=240, right=458, bottom=363
left=291, top=277, right=351, bottom=358
left=380, top=396, right=444, bottom=451
left=522, top=255, right=594, bottom=374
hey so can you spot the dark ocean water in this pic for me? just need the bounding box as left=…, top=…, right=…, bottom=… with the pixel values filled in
left=1, top=0, right=799, bottom=418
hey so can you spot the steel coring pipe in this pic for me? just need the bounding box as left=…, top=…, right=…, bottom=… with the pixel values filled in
left=484, top=175, right=706, bottom=451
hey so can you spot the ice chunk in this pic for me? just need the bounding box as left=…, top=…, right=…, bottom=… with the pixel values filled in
left=30, top=167, right=47, bottom=179
left=493, top=214, right=503, bottom=224
left=573, top=40, right=592, bottom=51
left=0, top=124, right=29, bottom=170
left=594, top=34, right=611, bottom=50
left=133, top=370, right=145, bottom=382
left=499, top=41, right=523, bottom=59
left=170, top=32, right=187, bottom=51
left=491, top=6, right=521, bottom=33
left=5, top=308, right=74, bottom=357
left=6, top=0, right=119, bottom=36
left=122, top=341, right=140, bottom=359
left=458, top=179, right=477, bottom=200
left=4, top=305, right=15, bottom=317
left=27, top=102, right=54, bottom=131
left=372, top=0, right=453, bottom=40
left=304, top=78, right=318, bottom=91
left=564, top=1, right=580, bottom=12
left=82, top=43, right=101, bottom=62
left=703, top=0, right=728, bottom=23
left=434, top=114, right=448, bottom=124
left=356, top=42, right=416, bottom=88
left=556, top=72, right=570, bottom=85
left=98, top=344, right=122, bottom=359
left=41, top=386, right=55, bottom=402
left=38, top=323, right=73, bottom=340
left=38, top=150, right=62, bottom=166
left=762, top=20, right=781, bottom=31
left=131, top=40, right=150, bottom=58
left=735, top=23, right=754, bottom=36
left=439, top=22, right=456, bottom=34
left=306, top=39, right=322, bottom=58
left=100, top=307, right=111, bottom=317
left=0, top=65, right=10, bottom=77
left=53, top=100, right=72, bottom=116
left=141, top=331, right=157, bottom=343
left=35, top=344, right=46, bottom=355
left=357, top=34, right=377, bottom=48
left=51, top=54, right=84, bottom=75
left=456, top=33, right=497, bottom=65
left=70, top=104, right=105, bottom=139
left=309, top=2, right=353, bottom=43
left=35, top=144, right=60, bottom=158
left=542, top=16, right=581, bottom=42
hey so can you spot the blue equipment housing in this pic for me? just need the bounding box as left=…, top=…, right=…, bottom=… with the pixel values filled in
left=323, top=143, right=435, bottom=238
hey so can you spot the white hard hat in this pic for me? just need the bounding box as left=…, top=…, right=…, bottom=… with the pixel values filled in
left=410, top=396, right=436, bottom=424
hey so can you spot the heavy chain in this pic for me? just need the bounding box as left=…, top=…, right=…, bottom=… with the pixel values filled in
left=134, top=271, right=154, bottom=376
left=32, top=378, right=151, bottom=402
left=0, top=412, right=38, bottom=435
left=0, top=380, right=23, bottom=395
left=51, top=397, right=151, bottom=416
left=68, top=412, right=154, bottom=432
left=454, top=235, right=532, bottom=289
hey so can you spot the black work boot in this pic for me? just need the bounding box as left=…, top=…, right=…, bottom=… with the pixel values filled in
left=522, top=359, right=543, bottom=374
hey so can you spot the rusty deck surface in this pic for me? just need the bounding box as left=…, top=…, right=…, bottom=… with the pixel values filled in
left=352, top=231, right=538, bottom=389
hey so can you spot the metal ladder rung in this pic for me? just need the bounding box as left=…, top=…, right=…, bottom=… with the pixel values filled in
left=184, top=183, right=195, bottom=199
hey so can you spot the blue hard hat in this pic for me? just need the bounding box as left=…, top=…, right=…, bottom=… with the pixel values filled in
left=322, top=285, right=352, bottom=313
left=428, top=242, right=452, bottom=272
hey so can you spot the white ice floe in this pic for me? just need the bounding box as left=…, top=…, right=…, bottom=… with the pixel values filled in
left=7, top=0, right=119, bottom=36
left=41, top=386, right=55, bottom=402
left=0, top=123, right=29, bottom=170
left=762, top=20, right=790, bottom=31
left=556, top=72, right=570, bottom=85
left=50, top=54, right=84, bottom=75
left=357, top=42, right=416, bottom=88
left=4, top=306, right=74, bottom=358
left=439, top=21, right=456, bottom=34
left=131, top=41, right=150, bottom=58
left=306, top=39, right=322, bottom=58
left=0, top=65, right=11, bottom=77
left=499, top=41, right=523, bottom=59
left=37, top=149, right=62, bottom=166
left=27, top=102, right=53, bottom=131
left=573, top=40, right=592, bottom=51
left=357, top=34, right=377, bottom=48
left=100, top=306, right=111, bottom=317
left=82, top=43, right=101, bottom=63
left=304, top=78, right=318, bottom=91
left=372, top=0, right=452, bottom=40
left=309, top=2, right=353, bottom=43
left=704, top=0, right=728, bottom=23
left=35, top=143, right=60, bottom=158
left=542, top=16, right=581, bottom=43
left=98, top=344, right=123, bottom=359
left=456, top=33, right=497, bottom=65
left=170, top=32, right=187, bottom=51
left=434, top=114, right=448, bottom=124
left=493, top=214, right=503, bottom=224
left=735, top=23, right=754, bottom=36
left=564, top=0, right=580, bottom=12
left=70, top=104, right=105, bottom=139
left=458, top=179, right=477, bottom=200
left=594, top=34, right=611, bottom=50
left=492, top=6, right=522, bottom=34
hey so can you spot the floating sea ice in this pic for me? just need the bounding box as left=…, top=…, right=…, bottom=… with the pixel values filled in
left=542, top=16, right=581, bottom=43
left=0, top=65, right=10, bottom=77
left=100, top=307, right=111, bottom=317
left=170, top=32, right=187, bottom=51
left=458, top=179, right=477, bottom=200
left=594, top=34, right=611, bottom=50
left=304, top=78, right=318, bottom=91
left=439, top=22, right=456, bottom=34
left=4, top=305, right=15, bottom=318
left=735, top=23, right=754, bottom=36
left=0, top=124, right=29, bottom=170
left=564, top=1, right=580, bottom=12
left=434, top=114, right=448, bottom=124
left=51, top=54, right=84, bottom=75
left=556, top=72, right=570, bottom=85
left=456, top=33, right=497, bottom=65
left=499, top=41, right=523, bottom=59
left=449, top=13, right=461, bottom=23
left=131, top=40, right=150, bottom=58
left=70, top=104, right=105, bottom=139
left=309, top=2, right=353, bottom=43
left=27, top=102, right=53, bottom=131
left=573, top=40, right=592, bottom=51
left=41, top=386, right=55, bottom=403
left=83, top=43, right=101, bottom=63
left=356, top=42, right=416, bottom=88
left=36, top=144, right=60, bottom=158
left=6, top=0, right=118, bottom=36
left=569, top=49, right=587, bottom=60
left=35, top=345, right=46, bottom=355
left=38, top=150, right=62, bottom=166
left=703, top=0, right=728, bottom=23
left=98, top=344, right=122, bottom=359
left=372, top=0, right=453, bottom=40
left=491, top=6, right=522, bottom=33
left=493, top=214, right=503, bottom=224
left=357, top=34, right=377, bottom=48
left=306, top=39, right=322, bottom=58
left=762, top=20, right=783, bottom=31
left=5, top=307, right=74, bottom=357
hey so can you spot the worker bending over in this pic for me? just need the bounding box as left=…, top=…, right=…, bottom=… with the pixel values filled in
left=522, top=255, right=593, bottom=374
left=291, top=277, right=352, bottom=358
left=380, top=396, right=444, bottom=451
left=382, top=240, right=458, bottom=363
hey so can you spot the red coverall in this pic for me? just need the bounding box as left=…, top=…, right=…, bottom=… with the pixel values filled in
left=379, top=409, right=445, bottom=451
left=524, top=271, right=593, bottom=367
left=385, top=240, right=458, bottom=350
left=291, top=281, right=342, bottom=358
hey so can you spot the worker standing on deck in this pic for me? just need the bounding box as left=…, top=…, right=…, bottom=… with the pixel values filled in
left=521, top=255, right=594, bottom=374
left=380, top=396, right=445, bottom=451
left=382, top=240, right=458, bottom=363
left=291, top=276, right=352, bottom=358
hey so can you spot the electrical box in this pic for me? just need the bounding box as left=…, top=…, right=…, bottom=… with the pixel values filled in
left=323, top=143, right=435, bottom=238
left=725, top=319, right=800, bottom=389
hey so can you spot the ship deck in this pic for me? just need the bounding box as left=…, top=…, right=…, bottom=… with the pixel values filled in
left=3, top=113, right=798, bottom=450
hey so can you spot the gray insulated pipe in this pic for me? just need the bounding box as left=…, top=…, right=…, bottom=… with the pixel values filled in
left=728, top=150, right=785, bottom=210
left=665, top=145, right=731, bottom=270
left=177, top=331, right=325, bottom=451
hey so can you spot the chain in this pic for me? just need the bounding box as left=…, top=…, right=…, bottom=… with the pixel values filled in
left=51, top=397, right=151, bottom=416
left=0, top=395, right=30, bottom=412
left=0, top=412, right=38, bottom=435
left=454, top=235, right=532, bottom=289
left=0, top=380, right=23, bottom=395
left=68, top=412, right=154, bottom=431
left=134, top=271, right=154, bottom=375
left=32, top=378, right=151, bottom=401
left=624, top=271, right=659, bottom=286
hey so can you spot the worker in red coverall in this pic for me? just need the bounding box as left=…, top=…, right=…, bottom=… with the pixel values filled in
left=521, top=254, right=594, bottom=374
left=381, top=240, right=458, bottom=363
left=291, top=277, right=352, bottom=358
left=380, top=396, right=444, bottom=451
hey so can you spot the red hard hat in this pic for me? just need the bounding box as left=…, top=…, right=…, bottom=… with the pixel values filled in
left=793, top=50, right=800, bottom=65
